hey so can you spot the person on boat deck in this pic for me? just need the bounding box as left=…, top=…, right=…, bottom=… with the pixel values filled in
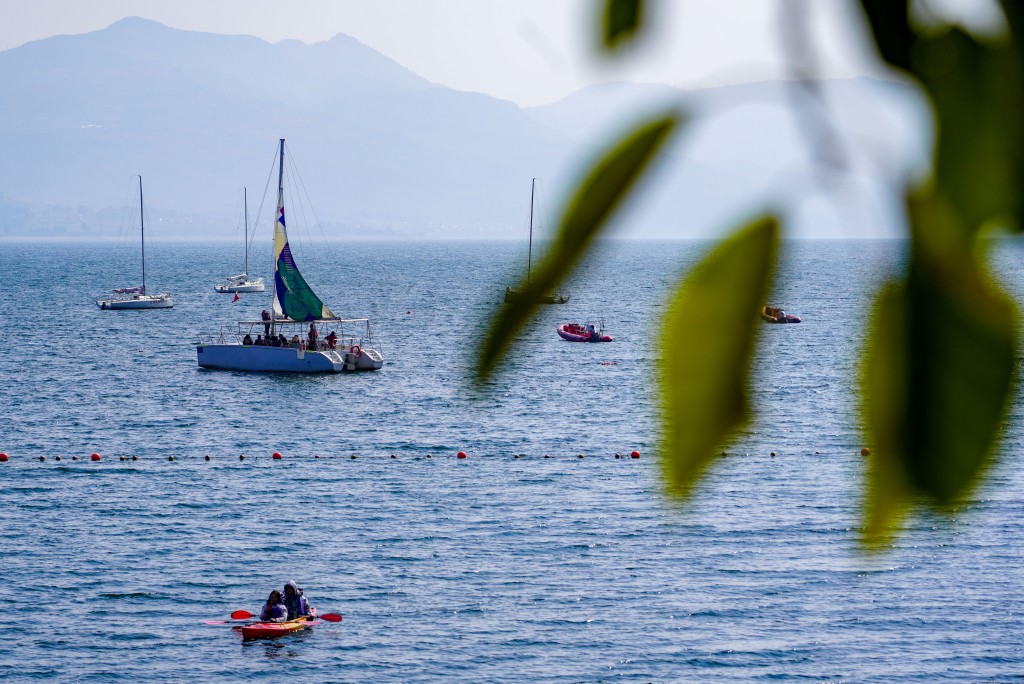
left=278, top=333, right=288, bottom=347
left=308, top=323, right=319, bottom=349
left=282, top=581, right=314, bottom=620
left=261, top=309, right=271, bottom=337
left=290, top=334, right=302, bottom=349
left=325, top=331, right=337, bottom=349
left=254, top=334, right=266, bottom=346
left=243, top=333, right=253, bottom=345
left=260, top=589, right=287, bottom=623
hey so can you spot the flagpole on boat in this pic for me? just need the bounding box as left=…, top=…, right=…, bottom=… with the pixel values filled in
left=139, top=175, right=146, bottom=295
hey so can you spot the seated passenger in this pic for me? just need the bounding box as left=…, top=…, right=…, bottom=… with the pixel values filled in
left=291, top=334, right=302, bottom=349
left=254, top=334, right=266, bottom=346
left=242, top=333, right=253, bottom=345
left=325, top=331, right=338, bottom=349
left=282, top=581, right=315, bottom=620
left=260, top=589, right=287, bottom=623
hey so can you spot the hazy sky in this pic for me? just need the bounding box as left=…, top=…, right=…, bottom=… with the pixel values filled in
left=0, top=0, right=898, bottom=106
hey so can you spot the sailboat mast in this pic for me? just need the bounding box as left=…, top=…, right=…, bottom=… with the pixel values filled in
left=271, top=139, right=285, bottom=336
left=243, top=186, right=248, bottom=276
left=527, top=177, right=535, bottom=284
left=139, top=175, right=146, bottom=295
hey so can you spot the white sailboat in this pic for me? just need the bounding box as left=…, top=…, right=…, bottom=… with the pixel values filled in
left=97, top=175, right=173, bottom=310
left=214, top=187, right=265, bottom=293
left=503, top=178, right=568, bottom=305
left=196, top=139, right=384, bottom=373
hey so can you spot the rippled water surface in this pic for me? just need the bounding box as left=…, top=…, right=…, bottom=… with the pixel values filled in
left=2, top=239, right=1023, bottom=682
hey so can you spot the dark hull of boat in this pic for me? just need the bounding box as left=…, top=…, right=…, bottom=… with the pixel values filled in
left=505, top=288, right=568, bottom=304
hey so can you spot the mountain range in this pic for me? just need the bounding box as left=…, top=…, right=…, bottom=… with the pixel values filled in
left=0, top=17, right=926, bottom=240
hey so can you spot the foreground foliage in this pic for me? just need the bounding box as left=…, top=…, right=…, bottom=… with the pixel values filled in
left=475, top=1, right=1022, bottom=548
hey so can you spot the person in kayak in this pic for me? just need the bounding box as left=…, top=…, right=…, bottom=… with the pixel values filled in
left=260, top=589, right=287, bottom=623
left=282, top=581, right=315, bottom=620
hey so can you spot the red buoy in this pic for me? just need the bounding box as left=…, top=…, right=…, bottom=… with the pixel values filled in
left=457, top=451, right=467, bottom=459
left=630, top=450, right=640, bottom=459
left=0, top=452, right=8, bottom=462
left=861, top=447, right=871, bottom=456
left=272, top=452, right=282, bottom=460
left=91, top=453, right=101, bottom=462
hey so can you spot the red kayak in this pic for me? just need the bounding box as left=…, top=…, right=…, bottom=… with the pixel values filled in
left=241, top=616, right=320, bottom=640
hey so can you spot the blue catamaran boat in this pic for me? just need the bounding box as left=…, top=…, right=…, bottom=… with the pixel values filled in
left=196, top=139, right=383, bottom=373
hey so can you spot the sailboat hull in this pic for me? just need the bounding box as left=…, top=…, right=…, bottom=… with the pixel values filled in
left=504, top=288, right=568, bottom=305
left=196, top=344, right=382, bottom=372
left=214, top=282, right=265, bottom=293
left=97, top=294, right=173, bottom=309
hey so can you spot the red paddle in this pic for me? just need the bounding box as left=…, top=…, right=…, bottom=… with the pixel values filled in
left=228, top=609, right=342, bottom=622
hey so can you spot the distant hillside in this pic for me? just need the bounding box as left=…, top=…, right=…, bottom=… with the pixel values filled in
left=0, top=18, right=926, bottom=239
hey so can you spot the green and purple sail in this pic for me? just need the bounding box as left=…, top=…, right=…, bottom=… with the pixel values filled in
left=271, top=141, right=334, bottom=322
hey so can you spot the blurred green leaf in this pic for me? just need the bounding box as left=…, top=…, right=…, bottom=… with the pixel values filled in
left=658, top=216, right=779, bottom=499
left=475, top=110, right=681, bottom=381
left=912, top=28, right=1024, bottom=233
left=860, top=189, right=1018, bottom=547
left=601, top=0, right=644, bottom=52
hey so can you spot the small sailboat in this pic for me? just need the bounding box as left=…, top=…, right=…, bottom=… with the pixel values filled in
left=215, top=187, right=265, bottom=293
left=504, top=178, right=568, bottom=305
left=97, top=175, right=173, bottom=310
left=196, top=139, right=383, bottom=373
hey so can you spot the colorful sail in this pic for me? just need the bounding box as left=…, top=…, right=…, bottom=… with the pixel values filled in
left=270, top=142, right=334, bottom=322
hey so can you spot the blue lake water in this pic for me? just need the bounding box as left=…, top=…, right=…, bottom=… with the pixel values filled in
left=2, top=238, right=1023, bottom=682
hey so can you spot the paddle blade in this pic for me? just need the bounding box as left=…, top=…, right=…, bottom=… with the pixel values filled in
left=231, top=610, right=255, bottom=620
left=318, top=613, right=342, bottom=622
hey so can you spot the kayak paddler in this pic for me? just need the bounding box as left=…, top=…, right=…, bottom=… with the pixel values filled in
left=260, top=589, right=287, bottom=622
left=282, top=580, right=315, bottom=620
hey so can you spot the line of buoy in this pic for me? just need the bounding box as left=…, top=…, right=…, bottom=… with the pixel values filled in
left=1, top=449, right=647, bottom=462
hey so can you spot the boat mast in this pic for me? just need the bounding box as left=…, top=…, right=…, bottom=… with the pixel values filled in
left=243, top=186, right=248, bottom=277
left=139, top=175, right=146, bottom=295
left=271, top=139, right=285, bottom=336
left=527, top=177, right=535, bottom=285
